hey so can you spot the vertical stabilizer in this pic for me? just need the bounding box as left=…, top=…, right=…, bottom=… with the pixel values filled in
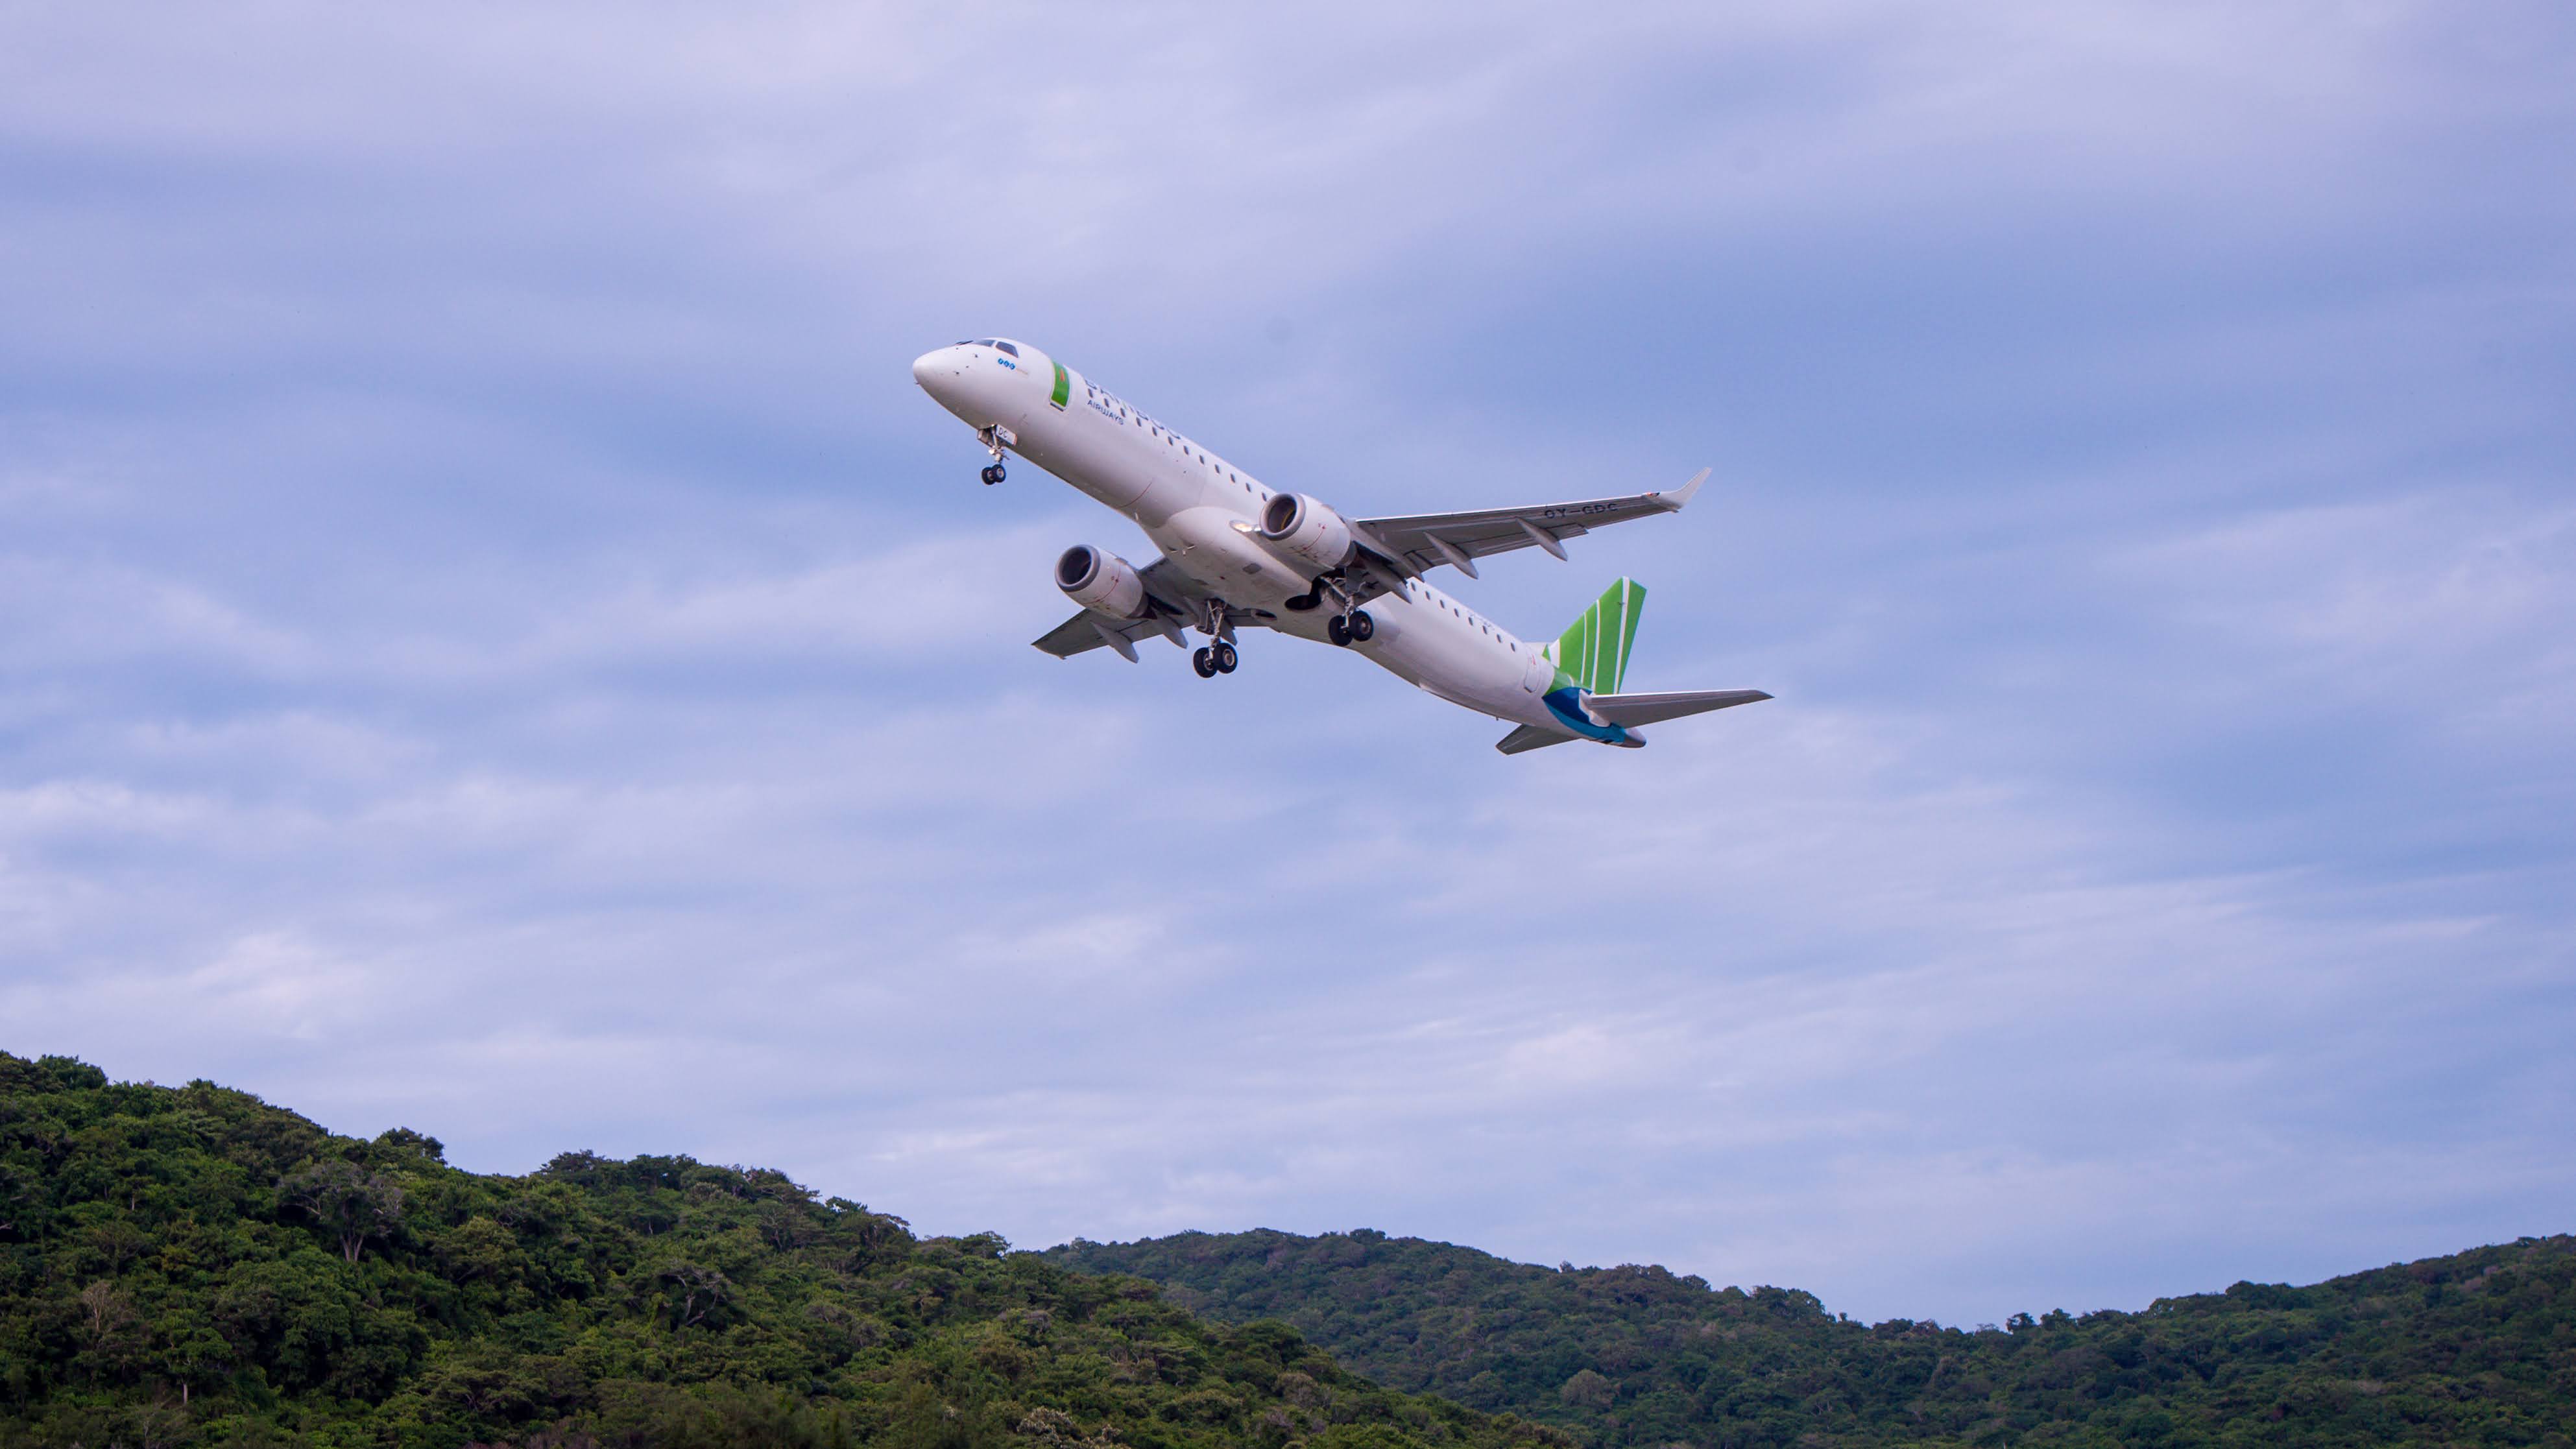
left=1547, top=578, right=1646, bottom=695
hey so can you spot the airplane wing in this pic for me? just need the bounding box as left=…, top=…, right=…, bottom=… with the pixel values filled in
left=1583, top=688, right=1772, bottom=726
left=1353, top=468, right=1709, bottom=581
left=1033, top=558, right=1233, bottom=661
left=1032, top=609, right=1185, bottom=662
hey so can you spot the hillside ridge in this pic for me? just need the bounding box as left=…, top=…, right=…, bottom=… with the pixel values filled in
left=1044, top=1227, right=2576, bottom=1446
left=8, top=1048, right=2568, bottom=1448
left=0, top=1051, right=1566, bottom=1449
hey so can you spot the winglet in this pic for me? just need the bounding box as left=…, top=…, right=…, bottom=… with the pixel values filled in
left=1654, top=467, right=1711, bottom=512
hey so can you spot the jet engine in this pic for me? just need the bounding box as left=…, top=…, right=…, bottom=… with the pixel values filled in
left=1055, top=544, right=1148, bottom=618
left=1257, top=492, right=1356, bottom=573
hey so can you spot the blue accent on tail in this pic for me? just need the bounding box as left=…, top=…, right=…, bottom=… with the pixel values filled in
left=1541, top=687, right=1635, bottom=746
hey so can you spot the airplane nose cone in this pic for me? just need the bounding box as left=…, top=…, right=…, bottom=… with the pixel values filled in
left=913, top=344, right=980, bottom=417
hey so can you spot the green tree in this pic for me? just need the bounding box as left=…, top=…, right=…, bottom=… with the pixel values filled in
left=277, top=1157, right=405, bottom=1263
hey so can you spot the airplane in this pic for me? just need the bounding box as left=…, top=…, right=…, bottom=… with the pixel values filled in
left=911, top=337, right=1770, bottom=754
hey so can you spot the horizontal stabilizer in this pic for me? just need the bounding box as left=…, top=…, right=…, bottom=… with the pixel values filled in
left=1584, top=688, right=1772, bottom=727
left=1496, top=723, right=1578, bottom=755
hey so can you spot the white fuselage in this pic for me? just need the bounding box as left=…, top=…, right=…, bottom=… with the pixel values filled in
left=912, top=339, right=1575, bottom=733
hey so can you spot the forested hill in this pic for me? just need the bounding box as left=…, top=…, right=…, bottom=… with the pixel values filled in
left=8, top=1049, right=2567, bottom=1449
left=1044, top=1228, right=2576, bottom=1447
left=0, top=1053, right=1570, bottom=1449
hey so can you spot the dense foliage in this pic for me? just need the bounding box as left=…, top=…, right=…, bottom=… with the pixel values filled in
left=0, top=1053, right=1569, bottom=1449
left=1046, top=1228, right=2576, bottom=1447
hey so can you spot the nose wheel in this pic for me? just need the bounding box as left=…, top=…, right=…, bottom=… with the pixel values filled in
left=1327, top=610, right=1375, bottom=646
left=972, top=423, right=1015, bottom=485
left=1191, top=641, right=1238, bottom=678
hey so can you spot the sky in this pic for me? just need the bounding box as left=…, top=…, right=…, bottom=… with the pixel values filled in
left=2, top=1, right=2571, bottom=1327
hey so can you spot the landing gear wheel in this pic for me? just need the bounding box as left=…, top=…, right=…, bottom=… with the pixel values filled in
left=980, top=464, right=1005, bottom=485
left=1347, top=609, right=1375, bottom=642
left=1212, top=640, right=1238, bottom=674
left=1192, top=647, right=1218, bottom=678
left=1327, top=615, right=1353, bottom=647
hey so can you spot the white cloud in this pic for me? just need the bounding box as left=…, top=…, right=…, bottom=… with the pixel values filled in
left=2119, top=495, right=2576, bottom=712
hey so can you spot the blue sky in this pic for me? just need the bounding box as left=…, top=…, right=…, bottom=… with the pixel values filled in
left=3, top=3, right=2571, bottom=1326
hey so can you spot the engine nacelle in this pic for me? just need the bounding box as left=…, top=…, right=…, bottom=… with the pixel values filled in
left=1257, top=492, right=1356, bottom=573
left=1055, top=544, right=1148, bottom=619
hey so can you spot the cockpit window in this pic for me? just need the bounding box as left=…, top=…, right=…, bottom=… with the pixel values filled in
left=993, top=341, right=1019, bottom=357
left=972, top=338, right=996, bottom=348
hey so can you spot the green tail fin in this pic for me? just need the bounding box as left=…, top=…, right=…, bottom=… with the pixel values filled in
left=1548, top=578, right=1646, bottom=694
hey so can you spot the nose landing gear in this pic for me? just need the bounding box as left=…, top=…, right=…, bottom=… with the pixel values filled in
left=1327, top=610, right=1375, bottom=647
left=974, top=424, right=1015, bottom=485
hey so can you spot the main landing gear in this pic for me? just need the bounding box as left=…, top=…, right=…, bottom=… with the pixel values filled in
left=1192, top=640, right=1239, bottom=678
left=980, top=463, right=1005, bottom=485
left=1190, top=598, right=1238, bottom=678
left=1296, top=573, right=1373, bottom=646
